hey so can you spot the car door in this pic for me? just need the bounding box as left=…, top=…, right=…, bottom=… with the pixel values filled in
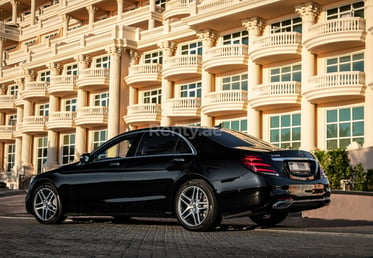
left=119, top=130, right=196, bottom=215
left=65, top=132, right=140, bottom=213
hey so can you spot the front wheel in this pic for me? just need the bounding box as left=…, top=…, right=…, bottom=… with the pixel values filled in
left=175, top=179, right=220, bottom=231
left=249, top=212, right=288, bottom=226
left=32, top=183, right=65, bottom=224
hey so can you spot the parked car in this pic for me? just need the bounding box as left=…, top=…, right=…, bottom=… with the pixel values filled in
left=25, top=126, right=330, bottom=231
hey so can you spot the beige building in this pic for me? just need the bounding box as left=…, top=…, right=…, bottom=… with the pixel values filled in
left=0, top=0, right=372, bottom=189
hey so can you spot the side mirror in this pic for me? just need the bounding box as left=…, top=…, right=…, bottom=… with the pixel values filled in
left=79, top=153, right=90, bottom=164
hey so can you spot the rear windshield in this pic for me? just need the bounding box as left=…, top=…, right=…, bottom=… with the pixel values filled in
left=208, top=129, right=279, bottom=149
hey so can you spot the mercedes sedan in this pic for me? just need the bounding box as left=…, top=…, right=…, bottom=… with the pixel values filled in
left=26, top=126, right=330, bottom=231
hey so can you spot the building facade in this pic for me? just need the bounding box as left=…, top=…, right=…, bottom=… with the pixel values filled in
left=0, top=0, right=372, bottom=188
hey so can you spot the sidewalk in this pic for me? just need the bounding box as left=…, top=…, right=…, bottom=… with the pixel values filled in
left=0, top=189, right=26, bottom=197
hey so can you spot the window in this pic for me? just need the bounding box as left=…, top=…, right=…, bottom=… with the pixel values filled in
left=180, top=82, right=201, bottom=98
left=270, top=64, right=302, bottom=82
left=45, top=33, right=58, bottom=40
left=64, top=98, right=76, bottom=112
left=181, top=42, right=202, bottom=55
left=6, top=144, right=15, bottom=171
left=271, top=17, right=302, bottom=33
left=223, top=30, right=249, bottom=45
left=327, top=1, right=364, bottom=19
left=270, top=113, right=301, bottom=149
left=326, top=53, right=364, bottom=73
left=144, top=51, right=163, bottom=64
left=156, top=0, right=167, bottom=8
left=95, top=56, right=110, bottom=68
left=94, top=92, right=109, bottom=106
left=65, top=64, right=78, bottom=75
left=8, top=115, right=17, bottom=125
left=39, top=71, right=51, bottom=82
left=143, top=89, right=162, bottom=104
left=326, top=106, right=364, bottom=149
left=136, top=132, right=192, bottom=156
left=93, top=133, right=138, bottom=161
left=24, top=39, right=36, bottom=47
left=222, top=74, right=248, bottom=90
left=62, top=134, right=75, bottom=164
left=222, top=119, right=247, bottom=133
left=9, top=85, right=18, bottom=96
left=38, top=103, right=49, bottom=116
left=36, top=137, right=48, bottom=174
left=93, top=130, right=108, bottom=150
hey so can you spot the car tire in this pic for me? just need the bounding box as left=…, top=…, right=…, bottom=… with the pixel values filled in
left=175, top=179, right=220, bottom=231
left=32, top=183, right=65, bottom=224
left=249, top=212, right=288, bottom=226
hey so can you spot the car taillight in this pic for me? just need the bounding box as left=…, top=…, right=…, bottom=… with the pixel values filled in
left=242, top=155, right=279, bottom=176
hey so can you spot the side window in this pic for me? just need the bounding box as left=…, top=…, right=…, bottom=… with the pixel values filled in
left=136, top=132, right=192, bottom=156
left=93, top=134, right=138, bottom=161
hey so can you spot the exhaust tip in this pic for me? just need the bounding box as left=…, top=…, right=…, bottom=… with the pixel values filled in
left=272, top=198, right=293, bottom=209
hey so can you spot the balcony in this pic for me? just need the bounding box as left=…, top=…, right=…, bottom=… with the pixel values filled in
left=250, top=32, right=302, bottom=65
left=46, top=111, right=76, bottom=131
left=76, top=68, right=110, bottom=91
left=0, top=125, right=15, bottom=142
left=124, top=104, right=162, bottom=125
left=75, top=106, right=108, bottom=128
left=21, top=116, right=47, bottom=134
left=49, top=75, right=78, bottom=96
left=164, top=0, right=193, bottom=20
left=202, top=90, right=247, bottom=116
left=203, top=44, right=248, bottom=73
left=125, top=64, right=163, bottom=88
left=0, top=22, right=20, bottom=41
left=304, top=17, right=366, bottom=54
left=163, top=55, right=202, bottom=81
left=0, top=96, right=16, bottom=112
left=164, top=98, right=201, bottom=119
left=21, top=82, right=49, bottom=101
left=249, top=82, right=301, bottom=111
left=303, top=71, right=366, bottom=104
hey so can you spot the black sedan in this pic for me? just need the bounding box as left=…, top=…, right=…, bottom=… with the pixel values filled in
left=26, top=126, right=330, bottom=231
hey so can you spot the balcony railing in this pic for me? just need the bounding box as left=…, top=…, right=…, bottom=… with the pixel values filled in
left=164, top=55, right=202, bottom=68
left=168, top=97, right=201, bottom=109
left=128, top=64, right=163, bottom=75
left=205, top=90, right=247, bottom=103
left=77, top=106, right=108, bottom=117
left=51, top=75, right=78, bottom=85
left=127, top=104, right=162, bottom=115
left=21, top=82, right=49, bottom=100
left=49, top=75, right=77, bottom=95
left=253, top=32, right=302, bottom=49
left=205, top=44, right=248, bottom=59
left=308, top=17, right=365, bottom=38
left=0, top=95, right=16, bottom=110
left=252, top=82, right=301, bottom=97
left=79, top=68, right=110, bottom=79
left=309, top=71, right=365, bottom=89
left=197, top=0, right=241, bottom=13
left=22, top=116, right=47, bottom=133
left=48, top=111, right=77, bottom=121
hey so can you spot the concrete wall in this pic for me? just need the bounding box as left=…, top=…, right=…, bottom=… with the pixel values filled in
left=348, top=146, right=373, bottom=170
left=302, top=191, right=373, bottom=221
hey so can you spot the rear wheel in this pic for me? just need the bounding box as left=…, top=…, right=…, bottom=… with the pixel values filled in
left=32, top=183, right=65, bottom=224
left=249, top=212, right=288, bottom=226
left=175, top=179, right=220, bottom=231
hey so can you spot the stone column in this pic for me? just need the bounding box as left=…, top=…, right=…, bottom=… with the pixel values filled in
left=197, top=30, right=218, bottom=127
left=61, top=14, right=70, bottom=37
left=75, top=55, right=90, bottom=159
left=158, top=40, right=176, bottom=126
left=148, top=0, right=155, bottom=29
left=117, top=0, right=123, bottom=21
left=45, top=62, right=62, bottom=169
left=31, top=0, right=36, bottom=25
left=0, top=38, right=4, bottom=66
left=243, top=17, right=265, bottom=138
left=296, top=2, right=320, bottom=151
left=364, top=0, right=373, bottom=148
left=87, top=5, right=97, bottom=30
left=10, top=0, right=18, bottom=24
left=107, top=46, right=122, bottom=139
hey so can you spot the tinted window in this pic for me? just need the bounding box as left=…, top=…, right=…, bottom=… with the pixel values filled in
left=92, top=134, right=138, bottom=161
left=208, top=129, right=279, bottom=149
left=136, top=131, right=192, bottom=156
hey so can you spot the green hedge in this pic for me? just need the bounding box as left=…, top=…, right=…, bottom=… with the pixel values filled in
left=314, top=149, right=373, bottom=191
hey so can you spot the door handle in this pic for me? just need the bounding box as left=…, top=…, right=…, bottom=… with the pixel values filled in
left=171, top=158, right=185, bottom=163
left=109, top=162, right=120, bottom=166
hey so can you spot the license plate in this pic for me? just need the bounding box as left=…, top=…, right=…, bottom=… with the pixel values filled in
left=288, top=161, right=310, bottom=173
